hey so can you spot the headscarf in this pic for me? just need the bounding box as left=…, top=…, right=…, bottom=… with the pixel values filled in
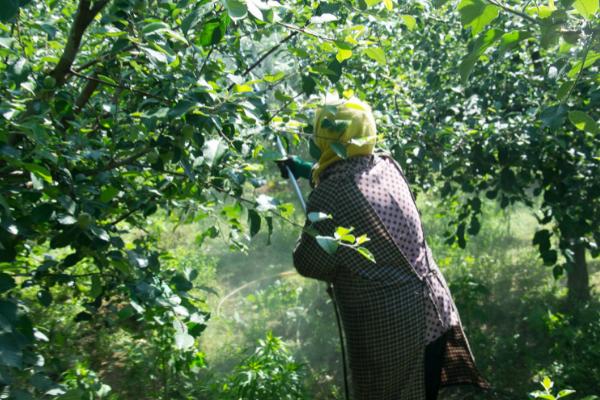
left=312, top=97, right=377, bottom=184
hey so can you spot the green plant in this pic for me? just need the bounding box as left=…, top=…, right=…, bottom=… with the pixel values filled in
left=56, top=362, right=115, bottom=400
left=529, top=376, right=575, bottom=400
left=220, top=332, right=306, bottom=400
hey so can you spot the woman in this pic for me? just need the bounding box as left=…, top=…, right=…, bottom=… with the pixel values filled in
left=284, top=98, right=489, bottom=400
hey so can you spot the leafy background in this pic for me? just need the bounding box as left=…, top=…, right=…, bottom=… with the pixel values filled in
left=0, top=0, right=599, bottom=398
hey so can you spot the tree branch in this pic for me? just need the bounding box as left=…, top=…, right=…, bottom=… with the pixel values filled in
left=75, top=75, right=100, bottom=111
left=198, top=46, right=214, bottom=77
left=212, top=186, right=303, bottom=228
left=107, top=146, right=153, bottom=170
left=50, top=0, right=111, bottom=86
left=485, top=0, right=539, bottom=24
left=74, top=44, right=135, bottom=72
left=227, top=30, right=299, bottom=91
left=561, top=29, right=597, bottom=104
left=69, top=69, right=171, bottom=104
left=276, top=22, right=335, bottom=42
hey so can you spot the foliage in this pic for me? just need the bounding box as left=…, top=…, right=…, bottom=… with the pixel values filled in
left=306, top=212, right=374, bottom=262
left=450, top=0, right=600, bottom=302
left=56, top=363, right=115, bottom=400
left=218, top=332, right=306, bottom=400
left=529, top=376, right=575, bottom=400
left=0, top=0, right=598, bottom=396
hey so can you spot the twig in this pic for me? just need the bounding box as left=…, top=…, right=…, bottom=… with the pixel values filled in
left=276, top=22, right=335, bottom=42
left=561, top=29, right=597, bottom=104
left=485, top=0, right=539, bottom=24
left=110, top=203, right=146, bottom=226
left=198, top=46, right=214, bottom=77
left=69, top=69, right=172, bottom=104
left=212, top=186, right=303, bottom=228
left=227, top=30, right=300, bottom=90
left=265, top=92, right=303, bottom=125
left=107, top=145, right=153, bottom=169
left=74, top=44, right=135, bottom=72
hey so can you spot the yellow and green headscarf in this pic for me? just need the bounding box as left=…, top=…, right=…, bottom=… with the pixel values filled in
left=312, top=97, right=377, bottom=184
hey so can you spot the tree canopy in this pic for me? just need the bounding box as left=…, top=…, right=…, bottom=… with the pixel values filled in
left=0, top=0, right=598, bottom=397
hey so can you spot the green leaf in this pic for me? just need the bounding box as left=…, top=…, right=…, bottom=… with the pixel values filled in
left=174, top=321, right=195, bottom=350
left=552, top=265, right=564, bottom=279
left=458, top=0, right=500, bottom=36
left=533, top=229, right=551, bottom=250
left=307, top=212, right=332, bottom=223
left=100, top=186, right=119, bottom=202
left=355, top=234, right=370, bottom=245
left=364, top=47, right=386, bottom=65
left=334, top=226, right=354, bottom=237
left=0, top=0, right=19, bottom=23
left=540, top=105, right=567, bottom=129
left=573, top=0, right=598, bottom=19
left=171, top=273, right=193, bottom=292
left=459, top=29, right=502, bottom=83
left=401, top=15, right=416, bottom=31
left=311, top=13, right=338, bottom=24
left=336, top=48, right=352, bottom=63
left=255, top=194, right=277, bottom=212
left=542, top=377, right=554, bottom=391
left=142, top=21, right=169, bottom=34
left=557, top=389, right=576, bottom=398
left=568, top=111, right=599, bottom=134
left=309, top=138, right=322, bottom=159
left=247, top=0, right=264, bottom=20
left=22, top=163, right=52, bottom=183
left=0, top=333, right=23, bottom=368
left=264, top=71, right=285, bottom=83
left=203, top=139, right=227, bottom=168
left=526, top=3, right=556, bottom=18
left=0, top=273, right=15, bottom=293
left=557, top=80, right=575, bottom=101
left=567, top=51, right=600, bottom=78
left=89, top=226, right=110, bottom=242
left=248, top=209, right=261, bottom=237
left=533, top=394, right=556, bottom=400
left=542, top=249, right=558, bottom=265
left=57, top=215, right=77, bottom=225
left=316, top=236, right=339, bottom=255
left=357, top=246, right=375, bottom=263
left=37, top=290, right=52, bottom=307
left=302, top=74, right=317, bottom=96
left=199, top=19, right=226, bottom=46
left=182, top=9, right=201, bottom=33
left=498, top=30, right=531, bottom=56
left=221, top=0, right=247, bottom=20
left=330, top=142, right=348, bottom=159
left=340, top=234, right=356, bottom=243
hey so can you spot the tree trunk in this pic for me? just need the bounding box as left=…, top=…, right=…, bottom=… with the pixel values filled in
left=567, top=242, right=590, bottom=304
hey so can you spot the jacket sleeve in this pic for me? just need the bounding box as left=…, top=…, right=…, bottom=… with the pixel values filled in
left=292, top=204, right=338, bottom=282
left=289, top=156, right=314, bottom=180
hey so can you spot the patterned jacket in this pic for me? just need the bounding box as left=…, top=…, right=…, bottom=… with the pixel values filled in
left=293, top=154, right=489, bottom=400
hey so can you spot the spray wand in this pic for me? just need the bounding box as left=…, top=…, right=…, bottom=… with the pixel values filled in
left=275, top=136, right=307, bottom=213
left=274, top=135, right=350, bottom=400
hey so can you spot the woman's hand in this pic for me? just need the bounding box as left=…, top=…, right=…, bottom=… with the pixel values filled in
left=274, top=156, right=295, bottom=179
